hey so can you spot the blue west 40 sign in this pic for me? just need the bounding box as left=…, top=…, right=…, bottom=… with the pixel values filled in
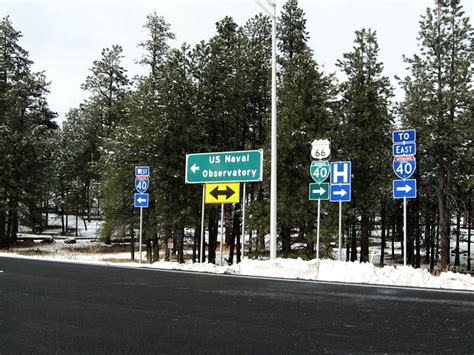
left=393, top=155, right=416, bottom=179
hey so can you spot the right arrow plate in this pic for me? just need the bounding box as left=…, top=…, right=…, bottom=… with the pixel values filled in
left=393, top=179, right=417, bottom=199
left=309, top=183, right=329, bottom=200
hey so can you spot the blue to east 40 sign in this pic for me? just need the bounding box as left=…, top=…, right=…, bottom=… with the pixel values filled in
left=393, top=156, right=416, bottom=179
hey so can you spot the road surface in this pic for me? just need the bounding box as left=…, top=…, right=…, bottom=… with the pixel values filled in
left=0, top=257, right=473, bottom=353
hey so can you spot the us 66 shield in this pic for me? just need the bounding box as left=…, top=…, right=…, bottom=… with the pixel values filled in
left=310, top=161, right=330, bottom=183
left=393, top=155, right=416, bottom=179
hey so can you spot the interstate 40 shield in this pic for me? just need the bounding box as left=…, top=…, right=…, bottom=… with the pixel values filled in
left=393, top=155, right=416, bottom=179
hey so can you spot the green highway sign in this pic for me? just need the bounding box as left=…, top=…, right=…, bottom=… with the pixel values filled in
left=185, top=150, right=263, bottom=184
left=309, top=183, right=329, bottom=200
left=310, top=161, right=330, bottom=183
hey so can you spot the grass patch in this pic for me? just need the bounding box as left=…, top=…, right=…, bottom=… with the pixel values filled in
left=17, top=248, right=52, bottom=256
left=101, top=258, right=136, bottom=263
left=63, top=244, right=131, bottom=254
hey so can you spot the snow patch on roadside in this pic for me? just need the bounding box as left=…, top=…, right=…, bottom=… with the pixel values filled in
left=1, top=251, right=473, bottom=291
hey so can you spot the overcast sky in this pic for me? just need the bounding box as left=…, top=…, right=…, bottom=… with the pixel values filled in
left=3, top=0, right=473, bottom=124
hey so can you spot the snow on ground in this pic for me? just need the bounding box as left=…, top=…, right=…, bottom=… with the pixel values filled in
left=1, top=249, right=473, bottom=291
left=2, top=214, right=472, bottom=292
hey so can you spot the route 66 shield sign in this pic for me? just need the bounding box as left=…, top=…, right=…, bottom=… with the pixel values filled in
left=311, top=139, right=331, bottom=160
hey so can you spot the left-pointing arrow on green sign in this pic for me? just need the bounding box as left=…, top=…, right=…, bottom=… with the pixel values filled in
left=185, top=150, right=263, bottom=184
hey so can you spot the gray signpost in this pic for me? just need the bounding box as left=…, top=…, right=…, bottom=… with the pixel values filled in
left=134, top=166, right=150, bottom=264
left=392, top=129, right=417, bottom=266
left=309, top=140, right=331, bottom=260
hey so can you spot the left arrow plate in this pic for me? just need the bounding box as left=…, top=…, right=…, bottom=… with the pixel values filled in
left=134, top=193, right=149, bottom=208
left=205, top=183, right=240, bottom=204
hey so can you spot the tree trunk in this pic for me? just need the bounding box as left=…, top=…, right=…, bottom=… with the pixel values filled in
left=257, top=229, right=265, bottom=257
left=360, top=210, right=370, bottom=262
left=380, top=195, right=386, bottom=266
left=438, top=169, right=450, bottom=269
left=415, top=201, right=420, bottom=268
left=208, top=207, right=217, bottom=264
left=306, top=220, right=315, bottom=258
left=229, top=208, right=240, bottom=265
left=467, top=193, right=471, bottom=271
left=130, top=223, right=135, bottom=261
left=45, top=198, right=49, bottom=228
left=391, top=219, right=395, bottom=260
left=281, top=223, right=291, bottom=257
left=61, top=205, right=65, bottom=235
left=6, top=209, right=12, bottom=247
left=146, top=240, right=152, bottom=264
left=0, top=209, right=6, bottom=248
left=351, top=221, right=357, bottom=262
left=454, top=211, right=460, bottom=267
left=75, top=214, right=78, bottom=237
left=153, top=234, right=159, bottom=262
left=430, top=221, right=435, bottom=272
left=12, top=209, right=18, bottom=245
left=177, top=227, right=184, bottom=264
left=192, top=224, right=198, bottom=263
left=424, top=220, right=431, bottom=265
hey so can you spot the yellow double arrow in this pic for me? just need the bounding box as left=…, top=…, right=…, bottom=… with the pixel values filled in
left=205, top=183, right=240, bottom=204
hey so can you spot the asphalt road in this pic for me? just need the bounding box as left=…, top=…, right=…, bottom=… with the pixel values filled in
left=0, top=257, right=473, bottom=354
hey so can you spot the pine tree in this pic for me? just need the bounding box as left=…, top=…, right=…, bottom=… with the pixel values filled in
left=399, top=0, right=473, bottom=269
left=0, top=17, right=57, bottom=246
left=276, top=0, right=336, bottom=257
left=336, top=28, right=393, bottom=262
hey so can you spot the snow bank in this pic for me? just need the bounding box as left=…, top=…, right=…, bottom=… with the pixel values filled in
left=1, top=251, right=473, bottom=291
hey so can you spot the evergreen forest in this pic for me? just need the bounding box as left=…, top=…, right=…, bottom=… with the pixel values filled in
left=0, top=0, right=472, bottom=272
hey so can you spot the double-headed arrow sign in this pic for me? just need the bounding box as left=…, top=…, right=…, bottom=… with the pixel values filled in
left=205, top=183, right=240, bottom=204
left=210, top=185, right=235, bottom=200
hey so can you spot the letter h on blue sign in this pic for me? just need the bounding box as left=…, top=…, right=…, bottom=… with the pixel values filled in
left=330, top=161, right=351, bottom=184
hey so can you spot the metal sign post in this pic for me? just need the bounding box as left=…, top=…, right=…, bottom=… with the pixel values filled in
left=309, top=148, right=331, bottom=260
left=241, top=183, right=246, bottom=262
left=316, top=199, right=321, bottom=259
left=403, top=197, right=407, bottom=266
left=309, top=183, right=329, bottom=258
left=134, top=166, right=150, bottom=265
left=338, top=202, right=342, bottom=261
left=330, top=161, right=351, bottom=261
left=200, top=185, right=205, bottom=263
left=392, top=129, right=417, bottom=267
left=139, top=207, right=143, bottom=264
left=220, top=203, right=224, bottom=266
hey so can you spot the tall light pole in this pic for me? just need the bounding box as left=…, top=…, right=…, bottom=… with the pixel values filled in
left=256, top=0, right=277, bottom=259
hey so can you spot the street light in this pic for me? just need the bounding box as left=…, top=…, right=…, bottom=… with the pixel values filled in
left=256, top=0, right=277, bottom=259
